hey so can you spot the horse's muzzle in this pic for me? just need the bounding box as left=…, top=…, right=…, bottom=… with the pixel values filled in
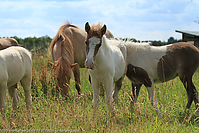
left=85, top=59, right=95, bottom=70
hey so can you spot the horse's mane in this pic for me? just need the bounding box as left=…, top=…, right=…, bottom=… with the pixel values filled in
left=54, top=57, right=73, bottom=82
left=89, top=22, right=104, bottom=36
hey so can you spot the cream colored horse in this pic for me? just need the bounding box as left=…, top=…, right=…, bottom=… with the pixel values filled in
left=85, top=22, right=126, bottom=116
left=50, top=22, right=114, bottom=98
left=0, top=46, right=32, bottom=128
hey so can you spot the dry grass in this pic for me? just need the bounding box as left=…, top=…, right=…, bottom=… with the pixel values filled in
left=1, top=54, right=199, bottom=132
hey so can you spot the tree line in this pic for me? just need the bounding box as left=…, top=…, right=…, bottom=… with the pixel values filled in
left=0, top=35, right=52, bottom=53
left=0, top=36, right=182, bottom=53
left=121, top=36, right=182, bottom=46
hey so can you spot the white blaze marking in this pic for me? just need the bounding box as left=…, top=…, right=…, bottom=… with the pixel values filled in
left=86, top=37, right=100, bottom=61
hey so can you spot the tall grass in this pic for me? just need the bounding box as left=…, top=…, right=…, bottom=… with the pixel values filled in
left=1, top=52, right=199, bottom=132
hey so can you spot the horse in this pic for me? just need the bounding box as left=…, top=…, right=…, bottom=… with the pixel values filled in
left=50, top=22, right=114, bottom=98
left=0, top=46, right=32, bottom=128
left=124, top=41, right=199, bottom=117
left=84, top=22, right=126, bottom=115
left=0, top=38, right=21, bottom=111
left=0, top=38, right=20, bottom=80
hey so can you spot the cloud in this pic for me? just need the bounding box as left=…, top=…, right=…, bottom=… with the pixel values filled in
left=0, top=0, right=199, bottom=41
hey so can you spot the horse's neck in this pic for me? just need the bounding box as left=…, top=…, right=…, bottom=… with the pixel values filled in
left=95, top=36, right=109, bottom=64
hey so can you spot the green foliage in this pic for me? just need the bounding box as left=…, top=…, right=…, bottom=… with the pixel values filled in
left=0, top=35, right=52, bottom=53
left=0, top=36, right=181, bottom=53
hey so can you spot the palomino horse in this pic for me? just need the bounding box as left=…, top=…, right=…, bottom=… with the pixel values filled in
left=85, top=22, right=126, bottom=115
left=50, top=22, right=114, bottom=98
left=125, top=42, right=199, bottom=117
left=0, top=46, right=32, bottom=128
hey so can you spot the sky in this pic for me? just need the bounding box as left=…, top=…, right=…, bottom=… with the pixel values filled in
left=0, top=0, right=199, bottom=41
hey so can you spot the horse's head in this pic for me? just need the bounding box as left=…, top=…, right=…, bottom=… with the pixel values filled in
left=84, top=22, right=107, bottom=70
left=49, top=58, right=77, bottom=97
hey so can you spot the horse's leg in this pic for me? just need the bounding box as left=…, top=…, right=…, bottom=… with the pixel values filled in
left=129, top=83, right=142, bottom=112
left=89, top=74, right=92, bottom=84
left=146, top=82, right=162, bottom=118
left=113, top=75, right=125, bottom=104
left=180, top=76, right=199, bottom=111
left=20, top=76, right=32, bottom=122
left=104, top=78, right=114, bottom=116
left=89, top=74, right=104, bottom=96
left=91, top=77, right=100, bottom=117
left=8, top=85, right=19, bottom=117
left=0, top=83, right=7, bottom=128
left=73, top=65, right=81, bottom=95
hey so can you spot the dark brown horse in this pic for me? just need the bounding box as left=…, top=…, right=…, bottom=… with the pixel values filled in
left=124, top=42, right=199, bottom=117
left=50, top=22, right=114, bottom=98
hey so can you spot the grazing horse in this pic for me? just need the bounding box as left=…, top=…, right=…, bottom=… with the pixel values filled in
left=0, top=46, right=32, bottom=127
left=125, top=42, right=199, bottom=117
left=85, top=22, right=126, bottom=115
left=50, top=22, right=114, bottom=98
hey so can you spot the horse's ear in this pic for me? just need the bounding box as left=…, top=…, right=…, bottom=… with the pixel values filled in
left=70, top=63, right=78, bottom=68
left=85, top=22, right=90, bottom=33
left=101, top=24, right=106, bottom=37
left=49, top=61, right=55, bottom=68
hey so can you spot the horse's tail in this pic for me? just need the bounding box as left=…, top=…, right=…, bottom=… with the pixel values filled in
left=50, top=23, right=74, bottom=63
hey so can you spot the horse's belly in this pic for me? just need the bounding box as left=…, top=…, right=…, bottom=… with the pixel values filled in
left=114, top=63, right=126, bottom=81
left=7, top=73, right=24, bottom=87
left=6, top=64, right=25, bottom=87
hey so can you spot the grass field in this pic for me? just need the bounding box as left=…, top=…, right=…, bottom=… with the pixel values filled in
left=1, top=52, right=199, bottom=132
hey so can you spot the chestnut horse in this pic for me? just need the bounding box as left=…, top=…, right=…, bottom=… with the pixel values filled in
left=85, top=22, right=126, bottom=115
left=50, top=22, right=114, bottom=98
left=125, top=42, right=199, bottom=117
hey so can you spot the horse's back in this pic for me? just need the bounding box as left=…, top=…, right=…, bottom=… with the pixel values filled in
left=125, top=41, right=199, bottom=83
left=65, top=27, right=87, bottom=67
left=157, top=42, right=199, bottom=81
left=0, top=46, right=32, bottom=87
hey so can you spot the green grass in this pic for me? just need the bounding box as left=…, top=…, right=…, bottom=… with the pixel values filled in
left=1, top=54, right=199, bottom=132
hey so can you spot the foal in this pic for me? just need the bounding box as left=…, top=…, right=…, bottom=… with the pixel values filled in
left=85, top=22, right=126, bottom=115
left=125, top=42, right=199, bottom=117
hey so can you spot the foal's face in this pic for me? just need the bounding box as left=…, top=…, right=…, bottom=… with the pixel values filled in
left=84, top=22, right=106, bottom=70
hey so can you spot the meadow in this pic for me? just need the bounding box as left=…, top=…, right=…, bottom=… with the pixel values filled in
left=1, top=50, right=199, bottom=132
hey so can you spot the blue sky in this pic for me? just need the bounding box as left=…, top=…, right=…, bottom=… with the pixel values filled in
left=0, top=0, right=198, bottom=41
